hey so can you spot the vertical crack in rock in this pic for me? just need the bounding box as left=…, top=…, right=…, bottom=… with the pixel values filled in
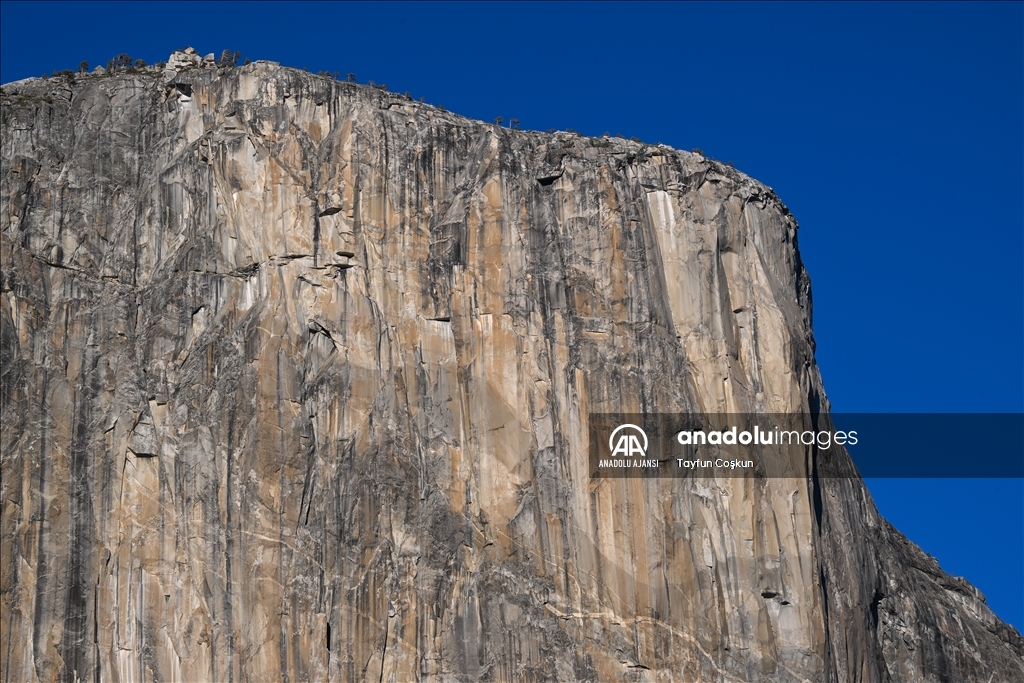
left=1, top=53, right=1022, bottom=682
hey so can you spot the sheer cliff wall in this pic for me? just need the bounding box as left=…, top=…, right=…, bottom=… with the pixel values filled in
left=2, top=61, right=1021, bottom=682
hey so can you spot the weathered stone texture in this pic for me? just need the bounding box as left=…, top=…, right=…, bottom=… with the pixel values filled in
left=1, top=58, right=1021, bottom=682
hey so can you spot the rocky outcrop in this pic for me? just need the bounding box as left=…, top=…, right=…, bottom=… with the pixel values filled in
left=1, top=54, right=1021, bottom=682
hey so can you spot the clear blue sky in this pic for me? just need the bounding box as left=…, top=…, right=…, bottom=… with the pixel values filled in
left=2, top=1, right=1021, bottom=629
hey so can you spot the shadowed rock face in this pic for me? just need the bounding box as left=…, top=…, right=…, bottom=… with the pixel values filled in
left=1, top=57, right=1021, bottom=683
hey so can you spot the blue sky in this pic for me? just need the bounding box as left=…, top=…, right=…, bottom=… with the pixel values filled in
left=2, top=1, right=1022, bottom=628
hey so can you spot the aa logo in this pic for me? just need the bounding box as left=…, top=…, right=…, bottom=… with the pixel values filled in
left=609, top=424, right=648, bottom=458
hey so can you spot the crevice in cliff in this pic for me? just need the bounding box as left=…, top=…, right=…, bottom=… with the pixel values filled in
left=536, top=172, right=561, bottom=186
left=313, top=211, right=321, bottom=268
left=378, top=609, right=390, bottom=683
left=227, top=262, right=261, bottom=278
left=10, top=243, right=138, bottom=290
left=297, top=436, right=317, bottom=529
left=869, top=589, right=884, bottom=629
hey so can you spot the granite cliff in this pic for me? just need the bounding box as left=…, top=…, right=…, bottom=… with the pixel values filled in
left=2, top=51, right=1022, bottom=682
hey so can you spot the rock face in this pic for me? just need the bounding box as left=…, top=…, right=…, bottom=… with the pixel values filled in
left=163, top=48, right=203, bottom=80
left=1, top=56, right=1021, bottom=683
